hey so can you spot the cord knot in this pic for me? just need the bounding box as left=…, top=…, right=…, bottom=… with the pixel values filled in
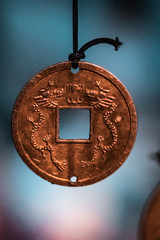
left=68, top=52, right=85, bottom=69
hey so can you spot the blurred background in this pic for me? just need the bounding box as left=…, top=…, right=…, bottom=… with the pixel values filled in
left=0, top=0, right=160, bottom=239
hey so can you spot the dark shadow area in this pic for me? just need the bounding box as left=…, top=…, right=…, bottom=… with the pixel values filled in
left=109, top=0, right=150, bottom=20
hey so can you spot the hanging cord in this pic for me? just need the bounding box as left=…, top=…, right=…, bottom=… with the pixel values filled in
left=72, top=0, right=78, bottom=55
left=68, top=0, right=122, bottom=69
left=69, top=0, right=85, bottom=69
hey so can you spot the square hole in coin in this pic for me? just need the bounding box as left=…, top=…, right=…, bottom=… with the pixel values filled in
left=59, top=109, right=90, bottom=139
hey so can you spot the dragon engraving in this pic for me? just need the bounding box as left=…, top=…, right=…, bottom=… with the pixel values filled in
left=82, top=81, right=121, bottom=167
left=33, top=80, right=64, bottom=108
left=27, top=81, right=66, bottom=172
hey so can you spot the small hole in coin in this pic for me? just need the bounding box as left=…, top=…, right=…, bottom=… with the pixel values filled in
left=70, top=176, right=77, bottom=183
left=71, top=67, right=79, bottom=74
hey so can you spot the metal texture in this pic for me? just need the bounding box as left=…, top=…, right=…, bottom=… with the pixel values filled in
left=12, top=61, right=137, bottom=186
left=139, top=183, right=160, bottom=240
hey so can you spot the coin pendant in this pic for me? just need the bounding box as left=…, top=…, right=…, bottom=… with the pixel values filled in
left=12, top=62, right=137, bottom=186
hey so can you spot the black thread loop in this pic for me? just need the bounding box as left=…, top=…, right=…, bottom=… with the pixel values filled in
left=69, top=0, right=122, bottom=69
left=69, top=52, right=85, bottom=69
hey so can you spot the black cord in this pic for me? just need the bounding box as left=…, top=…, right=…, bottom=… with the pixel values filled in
left=73, top=0, right=78, bottom=54
left=69, top=0, right=122, bottom=69
left=79, top=37, right=122, bottom=54
left=70, top=0, right=84, bottom=69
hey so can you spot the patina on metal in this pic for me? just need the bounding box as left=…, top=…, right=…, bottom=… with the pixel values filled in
left=139, top=183, right=160, bottom=240
left=12, top=61, right=137, bottom=186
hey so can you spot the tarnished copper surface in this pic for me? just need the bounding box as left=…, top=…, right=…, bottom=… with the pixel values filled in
left=12, top=61, right=137, bottom=186
left=139, top=183, right=160, bottom=240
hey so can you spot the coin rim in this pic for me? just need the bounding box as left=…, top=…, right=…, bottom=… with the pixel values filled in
left=12, top=61, right=137, bottom=186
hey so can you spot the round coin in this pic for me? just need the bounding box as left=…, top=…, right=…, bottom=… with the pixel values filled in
left=139, top=183, right=160, bottom=240
left=12, top=61, right=137, bottom=186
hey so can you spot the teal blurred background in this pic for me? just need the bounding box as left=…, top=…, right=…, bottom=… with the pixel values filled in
left=0, top=0, right=160, bottom=239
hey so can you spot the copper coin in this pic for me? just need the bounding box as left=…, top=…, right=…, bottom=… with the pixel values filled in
left=12, top=61, right=137, bottom=186
left=139, top=183, right=160, bottom=240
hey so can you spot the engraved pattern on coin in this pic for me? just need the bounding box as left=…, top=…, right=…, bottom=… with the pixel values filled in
left=66, top=83, right=84, bottom=104
left=82, top=81, right=119, bottom=168
left=27, top=103, right=66, bottom=172
left=34, top=80, right=64, bottom=108
left=12, top=62, right=137, bottom=186
left=27, top=81, right=67, bottom=172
